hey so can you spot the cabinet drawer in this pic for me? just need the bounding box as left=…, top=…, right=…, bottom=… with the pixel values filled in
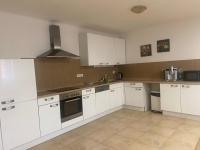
left=124, top=82, right=143, bottom=88
left=82, top=88, right=95, bottom=95
left=110, top=83, right=124, bottom=89
left=38, top=95, right=59, bottom=106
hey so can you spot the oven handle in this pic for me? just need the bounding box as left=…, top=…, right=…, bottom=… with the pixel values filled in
left=64, top=98, right=81, bottom=103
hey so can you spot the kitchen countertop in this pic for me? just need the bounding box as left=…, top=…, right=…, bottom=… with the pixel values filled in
left=37, top=80, right=123, bottom=98
left=37, top=78, right=200, bottom=98
left=123, top=78, right=200, bottom=84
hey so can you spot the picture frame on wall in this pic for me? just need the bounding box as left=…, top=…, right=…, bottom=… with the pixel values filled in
left=140, top=44, right=152, bottom=57
left=157, top=39, right=170, bottom=52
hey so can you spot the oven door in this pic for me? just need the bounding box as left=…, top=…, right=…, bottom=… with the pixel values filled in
left=60, top=96, right=83, bottom=123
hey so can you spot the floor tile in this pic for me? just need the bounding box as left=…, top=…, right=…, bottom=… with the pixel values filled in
left=137, top=132, right=167, bottom=148
left=30, top=109, right=200, bottom=150
left=161, top=139, right=196, bottom=150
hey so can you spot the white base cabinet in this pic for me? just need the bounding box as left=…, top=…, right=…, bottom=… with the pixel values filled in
left=0, top=100, right=40, bottom=150
left=124, top=83, right=149, bottom=110
left=0, top=129, right=3, bottom=150
left=96, top=90, right=110, bottom=115
left=39, top=102, right=61, bottom=136
left=82, top=94, right=96, bottom=119
left=160, top=84, right=181, bottom=113
left=109, top=85, right=124, bottom=109
left=181, top=84, right=200, bottom=116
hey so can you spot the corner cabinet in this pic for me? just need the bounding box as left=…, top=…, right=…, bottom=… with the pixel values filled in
left=124, top=82, right=149, bottom=111
left=160, top=84, right=181, bottom=113
left=79, top=32, right=126, bottom=66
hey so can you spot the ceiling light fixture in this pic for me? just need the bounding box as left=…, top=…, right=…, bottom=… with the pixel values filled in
left=131, top=5, right=147, bottom=14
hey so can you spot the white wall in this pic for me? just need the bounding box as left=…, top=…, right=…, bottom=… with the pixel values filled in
left=125, top=19, right=200, bottom=64
left=0, top=12, right=120, bottom=58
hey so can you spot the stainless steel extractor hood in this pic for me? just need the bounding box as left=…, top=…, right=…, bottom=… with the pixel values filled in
left=37, top=25, right=79, bottom=58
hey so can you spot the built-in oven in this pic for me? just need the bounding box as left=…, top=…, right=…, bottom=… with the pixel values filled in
left=59, top=90, right=83, bottom=123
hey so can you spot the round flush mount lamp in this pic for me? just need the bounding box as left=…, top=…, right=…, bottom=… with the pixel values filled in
left=131, top=5, right=147, bottom=14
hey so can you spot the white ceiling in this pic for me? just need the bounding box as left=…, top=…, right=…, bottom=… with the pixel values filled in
left=0, top=0, right=200, bottom=34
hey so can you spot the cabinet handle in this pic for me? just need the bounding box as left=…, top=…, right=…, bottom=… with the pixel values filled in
left=2, top=105, right=15, bottom=111
left=182, top=85, right=190, bottom=88
left=86, top=89, right=91, bottom=93
left=99, top=63, right=104, bottom=65
left=106, top=62, right=109, bottom=65
left=116, top=62, right=120, bottom=65
left=50, top=104, right=58, bottom=107
left=170, top=84, right=178, bottom=88
left=110, top=89, right=115, bottom=92
left=130, top=83, right=135, bottom=85
left=136, top=88, right=142, bottom=91
left=1, top=99, right=15, bottom=105
left=45, top=97, right=54, bottom=101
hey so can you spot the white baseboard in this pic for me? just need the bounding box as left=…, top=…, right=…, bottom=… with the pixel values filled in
left=14, top=106, right=122, bottom=150
left=124, top=105, right=145, bottom=112
left=163, top=111, right=200, bottom=121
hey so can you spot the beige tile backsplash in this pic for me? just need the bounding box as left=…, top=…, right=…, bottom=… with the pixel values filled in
left=34, top=58, right=118, bottom=91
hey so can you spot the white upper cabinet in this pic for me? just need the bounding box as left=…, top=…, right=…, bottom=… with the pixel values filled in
left=114, top=38, right=126, bottom=65
left=160, top=84, right=181, bottom=113
left=181, top=84, right=200, bottom=116
left=0, top=59, right=37, bottom=103
left=79, top=33, right=126, bottom=66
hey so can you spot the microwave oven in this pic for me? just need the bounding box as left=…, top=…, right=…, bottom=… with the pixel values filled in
left=183, top=71, right=200, bottom=81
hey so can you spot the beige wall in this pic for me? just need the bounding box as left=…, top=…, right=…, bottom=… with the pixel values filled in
left=0, top=11, right=121, bottom=59
left=125, top=19, right=200, bottom=64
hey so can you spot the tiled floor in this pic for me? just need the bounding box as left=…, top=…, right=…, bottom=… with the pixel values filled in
left=30, top=109, right=200, bottom=150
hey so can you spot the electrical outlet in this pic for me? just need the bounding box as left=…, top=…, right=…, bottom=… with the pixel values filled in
left=76, top=74, right=84, bottom=78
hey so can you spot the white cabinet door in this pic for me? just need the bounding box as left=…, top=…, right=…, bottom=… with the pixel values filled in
left=0, top=59, right=37, bottom=103
left=110, top=87, right=124, bottom=109
left=95, top=91, right=110, bottom=115
left=181, top=84, right=200, bottom=115
left=125, top=87, right=145, bottom=107
left=82, top=94, right=96, bottom=119
left=160, top=84, right=181, bottom=112
left=87, top=33, right=115, bottom=66
left=114, top=38, right=126, bottom=65
left=39, top=102, right=61, bottom=136
left=0, top=100, right=40, bottom=150
left=0, top=129, right=3, bottom=150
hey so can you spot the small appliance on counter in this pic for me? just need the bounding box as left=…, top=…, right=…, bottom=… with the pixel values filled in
left=115, top=72, right=123, bottom=80
left=163, top=66, right=182, bottom=81
left=183, top=71, right=200, bottom=81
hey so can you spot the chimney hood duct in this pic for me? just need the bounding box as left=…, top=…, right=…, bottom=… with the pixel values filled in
left=37, top=25, right=79, bottom=58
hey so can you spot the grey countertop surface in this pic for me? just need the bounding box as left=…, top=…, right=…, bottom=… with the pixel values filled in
left=37, top=78, right=200, bottom=98
left=37, top=80, right=123, bottom=98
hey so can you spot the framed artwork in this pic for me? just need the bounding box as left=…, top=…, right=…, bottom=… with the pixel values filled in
left=157, top=39, right=170, bottom=52
left=140, top=44, right=152, bottom=57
